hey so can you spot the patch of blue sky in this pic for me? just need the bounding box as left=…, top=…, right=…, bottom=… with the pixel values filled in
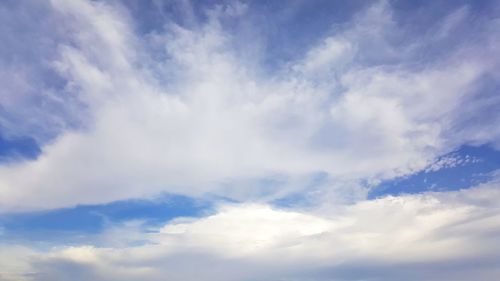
left=0, top=132, right=41, bottom=161
left=369, top=144, right=500, bottom=199
left=0, top=194, right=212, bottom=243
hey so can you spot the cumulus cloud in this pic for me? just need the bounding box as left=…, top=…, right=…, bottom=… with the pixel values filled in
left=0, top=0, right=498, bottom=213
left=2, top=178, right=500, bottom=281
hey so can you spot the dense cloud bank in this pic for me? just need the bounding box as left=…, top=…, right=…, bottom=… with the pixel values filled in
left=2, top=180, right=500, bottom=280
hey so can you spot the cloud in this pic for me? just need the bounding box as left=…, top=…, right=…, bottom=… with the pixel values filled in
left=2, top=178, right=500, bottom=281
left=1, top=1, right=499, bottom=280
left=0, top=0, right=499, bottom=213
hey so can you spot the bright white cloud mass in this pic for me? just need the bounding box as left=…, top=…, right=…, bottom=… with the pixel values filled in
left=0, top=0, right=500, bottom=280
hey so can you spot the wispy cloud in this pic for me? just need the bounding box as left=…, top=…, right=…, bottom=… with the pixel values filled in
left=0, top=0, right=499, bottom=211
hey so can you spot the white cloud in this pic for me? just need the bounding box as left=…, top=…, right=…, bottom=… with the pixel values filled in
left=0, top=0, right=499, bottom=212
left=2, top=179, right=500, bottom=281
left=1, top=1, right=499, bottom=279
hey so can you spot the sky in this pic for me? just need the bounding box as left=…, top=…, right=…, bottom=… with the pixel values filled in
left=0, top=0, right=500, bottom=280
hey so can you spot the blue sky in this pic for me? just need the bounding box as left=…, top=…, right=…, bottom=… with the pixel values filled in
left=1, top=0, right=500, bottom=280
